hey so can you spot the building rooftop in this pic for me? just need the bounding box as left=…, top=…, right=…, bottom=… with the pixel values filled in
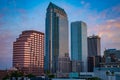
left=22, top=30, right=44, bottom=35
left=88, top=35, right=100, bottom=38
left=47, top=2, right=66, bottom=15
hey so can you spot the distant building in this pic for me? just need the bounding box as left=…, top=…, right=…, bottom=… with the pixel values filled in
left=88, top=35, right=101, bottom=57
left=45, top=2, right=69, bottom=73
left=88, top=56, right=101, bottom=72
left=13, top=30, right=44, bottom=76
left=104, top=49, right=120, bottom=63
left=57, top=53, right=71, bottom=78
left=71, top=60, right=83, bottom=72
left=88, top=57, right=94, bottom=72
left=58, top=53, right=71, bottom=73
left=94, top=67, right=120, bottom=80
left=71, top=21, right=88, bottom=72
left=100, top=62, right=120, bottom=68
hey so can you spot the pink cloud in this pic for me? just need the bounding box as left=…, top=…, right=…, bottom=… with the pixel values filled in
left=97, top=18, right=120, bottom=51
left=88, top=14, right=120, bottom=53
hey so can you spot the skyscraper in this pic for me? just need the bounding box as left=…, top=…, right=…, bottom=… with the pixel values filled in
left=87, top=35, right=101, bottom=72
left=71, top=21, right=88, bottom=72
left=45, top=2, right=69, bottom=73
left=13, top=30, right=44, bottom=76
left=88, top=35, right=101, bottom=57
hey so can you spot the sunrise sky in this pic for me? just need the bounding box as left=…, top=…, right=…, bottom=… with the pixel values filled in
left=0, top=0, right=120, bottom=69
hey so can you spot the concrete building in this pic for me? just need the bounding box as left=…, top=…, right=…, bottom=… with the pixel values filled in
left=13, top=30, right=44, bottom=76
left=71, top=60, right=83, bottom=72
left=88, top=35, right=101, bottom=57
left=45, top=2, right=69, bottom=73
left=58, top=53, right=71, bottom=73
left=57, top=53, right=71, bottom=78
left=71, top=21, right=88, bottom=72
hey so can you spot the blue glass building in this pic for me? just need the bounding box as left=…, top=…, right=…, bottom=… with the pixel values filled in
left=45, top=2, right=69, bottom=73
left=71, top=21, right=88, bottom=72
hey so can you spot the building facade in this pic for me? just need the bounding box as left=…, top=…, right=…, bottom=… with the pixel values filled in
left=104, top=49, right=120, bottom=63
left=58, top=53, right=71, bottom=73
left=71, top=21, right=88, bottom=72
left=88, top=56, right=101, bottom=72
left=45, top=2, right=69, bottom=73
left=88, top=35, right=101, bottom=57
left=57, top=53, right=71, bottom=77
left=13, top=30, right=44, bottom=76
left=71, top=60, right=83, bottom=72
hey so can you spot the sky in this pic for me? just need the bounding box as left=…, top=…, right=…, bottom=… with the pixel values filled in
left=0, top=0, right=120, bottom=69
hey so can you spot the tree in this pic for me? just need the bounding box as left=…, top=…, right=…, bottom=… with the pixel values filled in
left=111, top=71, right=114, bottom=76
left=106, top=71, right=110, bottom=80
left=48, top=74, right=55, bottom=78
left=111, top=71, right=114, bottom=80
left=11, top=71, right=24, bottom=77
left=25, top=73, right=35, bottom=78
left=45, top=70, right=50, bottom=75
left=88, top=77, right=101, bottom=80
left=2, top=74, right=10, bottom=80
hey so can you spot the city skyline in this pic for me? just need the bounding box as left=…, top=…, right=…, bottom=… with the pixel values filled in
left=0, top=0, right=120, bottom=69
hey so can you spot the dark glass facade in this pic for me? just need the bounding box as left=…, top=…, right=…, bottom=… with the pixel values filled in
left=45, top=2, right=69, bottom=73
left=88, top=35, right=101, bottom=57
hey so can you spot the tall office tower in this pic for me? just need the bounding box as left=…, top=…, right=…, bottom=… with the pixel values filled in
left=88, top=35, right=101, bottom=57
left=13, top=30, right=44, bottom=76
left=71, top=21, right=88, bottom=72
left=45, top=2, right=69, bottom=73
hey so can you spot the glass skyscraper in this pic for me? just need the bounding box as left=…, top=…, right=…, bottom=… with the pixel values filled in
left=45, top=2, right=69, bottom=73
left=71, top=21, right=88, bottom=72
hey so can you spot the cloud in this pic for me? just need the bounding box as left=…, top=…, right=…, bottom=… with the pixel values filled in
left=112, top=4, right=120, bottom=12
left=97, top=18, right=120, bottom=52
left=100, top=4, right=120, bottom=19
left=86, top=4, right=120, bottom=54
left=81, top=1, right=85, bottom=5
left=106, top=19, right=116, bottom=23
left=17, top=9, right=26, bottom=14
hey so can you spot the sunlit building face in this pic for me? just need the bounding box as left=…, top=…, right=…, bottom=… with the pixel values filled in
left=13, top=30, right=44, bottom=76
